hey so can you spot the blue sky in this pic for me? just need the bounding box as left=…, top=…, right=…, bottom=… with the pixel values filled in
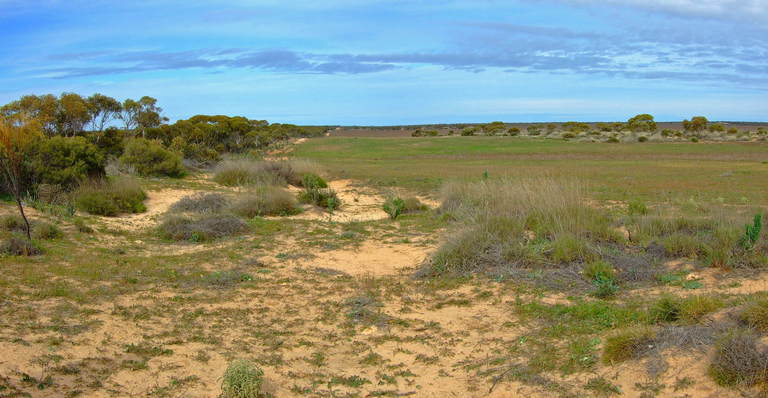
left=1, top=0, right=766, bottom=125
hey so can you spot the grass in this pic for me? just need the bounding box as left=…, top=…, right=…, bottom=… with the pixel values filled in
left=73, top=177, right=147, bottom=216
left=213, top=158, right=324, bottom=187
left=602, top=326, right=656, bottom=364
left=228, top=186, right=300, bottom=218
left=169, top=193, right=229, bottom=214
left=158, top=214, right=249, bottom=242
left=709, top=329, right=768, bottom=387
left=739, top=297, right=768, bottom=332
left=221, top=359, right=270, bottom=398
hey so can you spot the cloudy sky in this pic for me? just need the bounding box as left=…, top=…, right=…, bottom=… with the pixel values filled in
left=1, top=0, right=766, bottom=124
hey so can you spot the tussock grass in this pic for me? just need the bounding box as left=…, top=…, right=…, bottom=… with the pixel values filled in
left=739, top=297, right=768, bottom=333
left=425, top=178, right=618, bottom=276
left=649, top=294, right=723, bottom=324
left=222, top=359, right=270, bottom=398
left=602, top=326, right=656, bottom=364
left=73, top=177, right=147, bottom=216
left=32, top=222, right=62, bottom=240
left=228, top=186, right=299, bottom=218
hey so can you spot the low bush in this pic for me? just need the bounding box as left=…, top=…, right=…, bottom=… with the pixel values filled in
left=583, top=260, right=615, bottom=281
left=739, top=298, right=768, bottom=333
left=403, top=196, right=427, bottom=212
left=286, top=159, right=324, bottom=185
left=551, top=233, right=596, bottom=263
left=709, top=329, right=768, bottom=387
left=0, top=214, right=28, bottom=232
left=169, top=193, right=229, bottom=214
left=0, top=235, right=42, bottom=256
left=158, top=214, right=248, bottom=242
left=119, top=138, right=185, bottom=177
left=382, top=197, right=405, bottom=220
left=300, top=173, right=327, bottom=189
left=299, top=175, right=340, bottom=211
left=221, top=359, right=270, bottom=398
left=602, top=326, right=656, bottom=364
left=73, top=178, right=147, bottom=216
left=228, top=186, right=299, bottom=218
left=32, top=222, right=62, bottom=240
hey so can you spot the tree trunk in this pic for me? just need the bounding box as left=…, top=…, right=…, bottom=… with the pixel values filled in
left=15, top=195, right=31, bottom=241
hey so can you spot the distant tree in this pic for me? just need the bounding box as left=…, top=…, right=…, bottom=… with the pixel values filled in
left=682, top=116, right=708, bottom=132
left=119, top=96, right=167, bottom=137
left=626, top=114, right=657, bottom=132
left=0, top=117, right=42, bottom=240
left=546, top=123, right=557, bottom=134
left=87, top=93, right=122, bottom=133
left=708, top=123, right=725, bottom=133
left=55, top=93, right=91, bottom=137
left=0, top=94, right=58, bottom=136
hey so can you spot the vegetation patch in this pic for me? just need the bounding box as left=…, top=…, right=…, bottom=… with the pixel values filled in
left=228, top=186, right=300, bottom=218
left=158, top=214, right=248, bottom=242
left=73, top=177, right=147, bottom=216
left=169, top=193, right=229, bottom=214
left=221, top=359, right=271, bottom=398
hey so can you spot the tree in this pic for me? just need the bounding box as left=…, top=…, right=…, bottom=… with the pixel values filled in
left=627, top=114, right=657, bottom=132
left=55, top=92, right=91, bottom=136
left=0, top=117, right=42, bottom=240
left=0, top=94, right=58, bottom=136
left=87, top=93, right=122, bottom=133
left=682, top=116, right=708, bottom=132
left=119, top=96, right=167, bottom=137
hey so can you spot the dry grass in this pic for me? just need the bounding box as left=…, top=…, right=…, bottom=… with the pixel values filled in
left=158, top=214, right=249, bottom=242
left=213, top=158, right=324, bottom=187
left=169, top=193, right=230, bottom=214
left=228, top=186, right=299, bottom=218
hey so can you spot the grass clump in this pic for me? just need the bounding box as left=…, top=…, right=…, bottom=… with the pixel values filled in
left=169, top=193, right=229, bottom=214
left=602, top=326, right=656, bottom=364
left=299, top=182, right=340, bottom=211
left=158, top=214, right=248, bottom=242
left=649, top=294, right=722, bottom=324
left=382, top=197, right=405, bottom=220
left=299, top=173, right=327, bottom=189
left=739, top=297, right=768, bottom=333
left=221, top=359, right=270, bottom=398
left=32, top=222, right=62, bottom=240
left=583, top=261, right=619, bottom=298
left=73, top=218, right=93, bottom=233
left=213, top=159, right=286, bottom=187
left=0, top=235, right=42, bottom=256
left=73, top=178, right=147, bottom=216
left=740, top=213, right=763, bottom=249
left=228, top=186, right=300, bottom=218
left=709, top=329, right=768, bottom=387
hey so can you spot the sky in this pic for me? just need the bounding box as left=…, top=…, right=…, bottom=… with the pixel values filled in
left=1, top=0, right=766, bottom=125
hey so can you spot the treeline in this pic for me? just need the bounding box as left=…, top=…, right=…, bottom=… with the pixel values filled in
left=0, top=92, right=328, bottom=196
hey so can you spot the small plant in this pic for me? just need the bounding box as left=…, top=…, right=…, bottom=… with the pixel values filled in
left=739, top=297, right=768, bottom=333
left=602, top=326, right=656, bottom=364
left=740, top=213, right=763, bottom=249
left=0, top=235, right=42, bottom=256
left=300, top=173, right=327, bottom=189
left=299, top=184, right=341, bottom=211
left=709, top=329, right=768, bottom=387
left=649, top=295, right=682, bottom=323
left=627, top=199, right=648, bottom=216
left=221, top=359, right=270, bottom=398
left=584, top=261, right=618, bottom=298
left=32, top=222, right=62, bottom=240
left=382, top=197, right=406, bottom=220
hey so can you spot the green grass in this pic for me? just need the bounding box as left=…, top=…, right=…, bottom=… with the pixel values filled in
left=294, top=137, right=768, bottom=203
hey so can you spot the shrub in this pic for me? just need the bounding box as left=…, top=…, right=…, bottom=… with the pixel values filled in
left=299, top=176, right=340, bottom=211
left=403, top=197, right=427, bottom=213
left=661, top=233, right=702, bottom=257
left=709, top=329, right=768, bottom=387
left=0, top=235, right=42, bottom=256
left=606, top=137, right=620, bottom=143
left=383, top=197, right=406, bottom=220
left=300, top=173, right=327, bottom=189
left=637, top=136, right=648, bottom=142
left=0, top=214, right=28, bottom=232
left=228, top=186, right=299, bottom=218
left=650, top=295, right=682, bottom=323
left=32, top=222, right=62, bottom=240
left=287, top=159, right=324, bottom=185
left=221, top=359, right=269, bottom=398
left=213, top=159, right=285, bottom=187
left=169, top=193, right=229, bottom=214
left=602, top=327, right=656, bottom=364
left=73, top=218, right=93, bottom=233
left=119, top=138, right=185, bottom=177
left=551, top=233, right=596, bottom=263
left=627, top=199, right=648, bottom=216
left=73, top=178, right=147, bottom=216
left=739, top=298, right=768, bottom=333
left=158, top=214, right=248, bottom=242
left=562, top=132, right=576, bottom=139
left=30, top=136, right=105, bottom=190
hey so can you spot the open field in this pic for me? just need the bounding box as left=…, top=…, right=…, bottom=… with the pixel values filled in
left=1, top=136, right=768, bottom=398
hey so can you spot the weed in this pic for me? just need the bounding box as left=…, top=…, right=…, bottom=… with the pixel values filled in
left=221, top=359, right=270, bottom=398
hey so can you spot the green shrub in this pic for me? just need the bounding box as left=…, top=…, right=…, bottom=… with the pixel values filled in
left=739, top=298, right=768, bottom=333
left=602, top=327, right=656, bottom=364
left=158, top=214, right=248, bottom=242
left=32, top=222, right=62, bottom=240
left=73, top=178, right=147, bottom=216
left=606, top=137, right=620, bottom=143
left=300, top=173, right=327, bottom=189
left=709, top=329, right=768, bottom=387
left=0, top=235, right=42, bottom=256
left=299, top=176, right=340, bottom=211
left=382, top=197, right=406, bottom=220
left=562, top=132, right=576, bottom=139
left=169, top=136, right=220, bottom=165
left=637, top=136, right=648, bottom=142
left=228, top=186, right=299, bottom=218
left=30, top=136, right=105, bottom=189
left=221, top=359, right=270, bottom=398
left=627, top=199, right=648, bottom=216
left=119, top=138, right=185, bottom=177
left=169, top=193, right=229, bottom=214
